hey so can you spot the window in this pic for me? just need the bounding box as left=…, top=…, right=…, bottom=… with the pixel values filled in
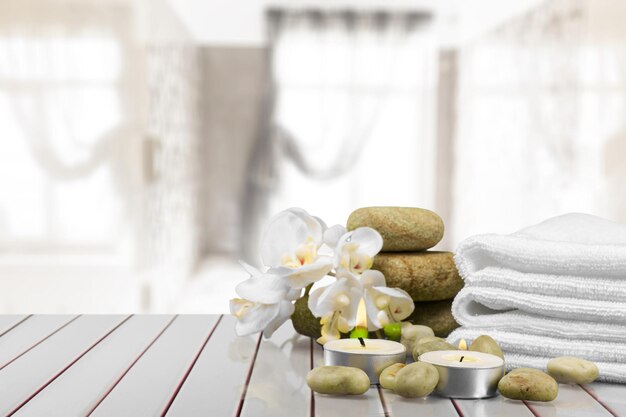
left=0, top=4, right=137, bottom=258
left=268, top=11, right=437, bottom=226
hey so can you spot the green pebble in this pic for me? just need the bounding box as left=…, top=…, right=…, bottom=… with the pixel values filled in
left=469, top=335, right=505, bottom=360
left=306, top=366, right=370, bottom=395
left=498, top=368, right=558, bottom=402
left=394, top=362, right=440, bottom=398
left=416, top=336, right=444, bottom=344
left=379, top=363, right=406, bottom=390
left=547, top=356, right=599, bottom=384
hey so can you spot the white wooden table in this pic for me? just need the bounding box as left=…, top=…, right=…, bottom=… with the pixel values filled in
left=0, top=315, right=624, bottom=417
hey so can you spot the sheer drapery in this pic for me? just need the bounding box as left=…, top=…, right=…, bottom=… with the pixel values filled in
left=242, top=10, right=436, bottom=261
left=452, top=0, right=626, bottom=242
left=0, top=0, right=203, bottom=276
left=270, top=10, right=431, bottom=179
left=0, top=0, right=140, bottom=257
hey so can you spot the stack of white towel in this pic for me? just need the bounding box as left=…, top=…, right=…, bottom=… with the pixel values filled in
left=448, top=213, right=626, bottom=383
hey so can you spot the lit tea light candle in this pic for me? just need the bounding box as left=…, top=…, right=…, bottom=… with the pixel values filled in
left=324, top=299, right=405, bottom=384
left=419, top=350, right=505, bottom=398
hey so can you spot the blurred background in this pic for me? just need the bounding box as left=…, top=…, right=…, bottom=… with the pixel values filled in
left=1, top=0, right=625, bottom=313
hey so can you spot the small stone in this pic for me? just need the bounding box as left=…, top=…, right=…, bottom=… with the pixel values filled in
left=347, top=207, right=444, bottom=252
left=413, top=339, right=457, bottom=361
left=416, top=336, right=445, bottom=344
left=400, top=324, right=434, bottom=354
left=379, top=363, right=406, bottom=390
left=373, top=252, right=463, bottom=301
left=547, top=356, right=599, bottom=384
left=469, top=335, right=505, bottom=360
left=498, top=368, right=558, bottom=402
left=306, top=366, right=370, bottom=395
left=394, top=362, right=440, bottom=398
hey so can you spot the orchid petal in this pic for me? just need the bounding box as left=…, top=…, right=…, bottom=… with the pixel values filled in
left=307, top=277, right=361, bottom=322
left=345, top=286, right=363, bottom=328
left=283, top=257, right=333, bottom=289
left=334, top=268, right=361, bottom=287
left=374, top=286, right=415, bottom=321
left=239, top=261, right=264, bottom=277
left=263, top=300, right=295, bottom=338
left=307, top=286, right=324, bottom=317
left=337, top=316, right=351, bottom=333
left=363, top=284, right=415, bottom=331
left=363, top=289, right=384, bottom=330
left=235, top=271, right=290, bottom=304
left=318, top=312, right=341, bottom=345
left=324, top=225, right=347, bottom=248
left=230, top=299, right=280, bottom=337
left=371, top=285, right=412, bottom=300
left=349, top=227, right=383, bottom=257
left=313, top=215, right=328, bottom=232
left=261, top=208, right=323, bottom=267
left=360, top=269, right=386, bottom=288
left=286, top=287, right=303, bottom=301
left=308, top=279, right=345, bottom=317
left=334, top=227, right=383, bottom=274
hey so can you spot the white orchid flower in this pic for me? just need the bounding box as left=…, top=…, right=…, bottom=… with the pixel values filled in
left=230, top=262, right=299, bottom=338
left=235, top=262, right=301, bottom=304
left=231, top=208, right=408, bottom=341
left=230, top=298, right=295, bottom=338
left=261, top=208, right=334, bottom=289
left=308, top=274, right=362, bottom=344
left=335, top=227, right=383, bottom=274
left=361, top=270, right=414, bottom=330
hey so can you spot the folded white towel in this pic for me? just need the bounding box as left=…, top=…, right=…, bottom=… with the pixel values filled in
left=450, top=213, right=626, bottom=383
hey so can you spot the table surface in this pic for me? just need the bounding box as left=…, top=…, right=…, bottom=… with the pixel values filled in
left=0, top=314, right=624, bottom=417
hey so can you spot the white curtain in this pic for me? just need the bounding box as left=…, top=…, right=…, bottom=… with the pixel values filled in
left=452, top=0, right=626, bottom=242
left=0, top=0, right=141, bottom=258
left=241, top=10, right=437, bottom=259
left=0, top=0, right=203, bottom=277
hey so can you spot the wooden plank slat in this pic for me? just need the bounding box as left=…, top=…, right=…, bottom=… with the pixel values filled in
left=88, top=315, right=219, bottom=417
left=165, top=315, right=261, bottom=417
left=0, top=315, right=78, bottom=369
left=380, top=386, right=459, bottom=417
left=238, top=321, right=311, bottom=417
left=0, top=315, right=129, bottom=416
left=454, top=395, right=535, bottom=417
left=14, top=315, right=175, bottom=417
left=0, top=315, right=30, bottom=338
left=527, top=384, right=614, bottom=417
left=313, top=341, right=385, bottom=417
left=160, top=316, right=223, bottom=416
left=581, top=383, right=626, bottom=417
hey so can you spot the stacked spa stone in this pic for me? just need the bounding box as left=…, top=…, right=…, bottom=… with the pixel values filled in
left=291, top=207, right=463, bottom=339
left=352, top=207, right=462, bottom=337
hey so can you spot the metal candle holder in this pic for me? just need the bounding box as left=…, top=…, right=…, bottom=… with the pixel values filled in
left=419, top=350, right=505, bottom=398
left=323, top=338, right=406, bottom=384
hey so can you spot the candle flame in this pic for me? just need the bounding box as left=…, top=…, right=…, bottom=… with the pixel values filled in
left=355, top=298, right=367, bottom=329
left=458, top=339, right=467, bottom=350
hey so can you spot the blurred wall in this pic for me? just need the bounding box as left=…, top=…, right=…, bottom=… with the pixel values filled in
left=200, top=48, right=267, bottom=256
